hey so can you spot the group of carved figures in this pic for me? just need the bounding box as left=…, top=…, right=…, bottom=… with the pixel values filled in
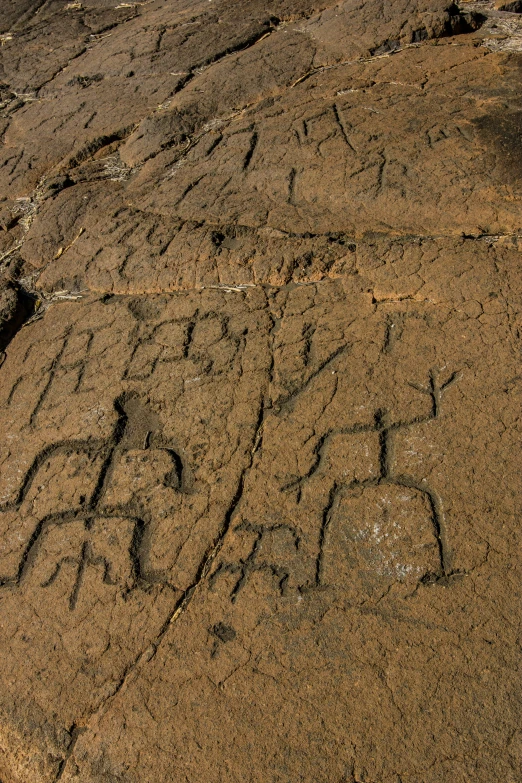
left=0, top=370, right=459, bottom=608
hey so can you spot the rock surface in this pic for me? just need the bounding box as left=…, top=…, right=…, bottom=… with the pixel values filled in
left=0, top=1, right=521, bottom=782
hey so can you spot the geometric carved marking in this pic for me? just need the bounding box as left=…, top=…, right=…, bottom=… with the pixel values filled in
left=0, top=394, right=186, bottom=609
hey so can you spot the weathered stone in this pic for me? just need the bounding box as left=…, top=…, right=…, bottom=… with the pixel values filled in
left=495, top=0, right=522, bottom=11
left=0, top=0, right=41, bottom=34
left=0, top=276, right=33, bottom=354
left=18, top=42, right=522, bottom=295
left=0, top=289, right=271, bottom=781
left=0, top=0, right=520, bottom=781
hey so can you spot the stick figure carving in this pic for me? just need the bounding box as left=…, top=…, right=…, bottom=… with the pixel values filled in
left=307, top=368, right=461, bottom=584
left=0, top=394, right=185, bottom=609
left=213, top=368, right=460, bottom=598
left=210, top=520, right=301, bottom=601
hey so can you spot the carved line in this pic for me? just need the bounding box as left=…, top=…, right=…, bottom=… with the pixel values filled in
left=210, top=520, right=300, bottom=601
left=29, top=327, right=72, bottom=425
left=311, top=369, right=461, bottom=581
left=0, top=394, right=187, bottom=607
left=212, top=369, right=459, bottom=598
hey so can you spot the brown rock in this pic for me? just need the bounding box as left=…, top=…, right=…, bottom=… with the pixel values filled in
left=0, top=275, right=33, bottom=353
left=19, top=41, right=522, bottom=294
left=125, top=44, right=520, bottom=238
left=495, top=0, right=522, bottom=11
left=0, top=289, right=271, bottom=782
left=0, top=0, right=521, bottom=782
left=0, top=0, right=41, bottom=34
left=0, top=0, right=333, bottom=196
left=0, top=266, right=519, bottom=781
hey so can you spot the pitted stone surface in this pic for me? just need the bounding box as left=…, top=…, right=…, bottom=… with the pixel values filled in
left=0, top=1, right=520, bottom=782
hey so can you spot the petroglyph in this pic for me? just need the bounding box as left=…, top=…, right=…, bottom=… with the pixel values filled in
left=213, top=368, right=461, bottom=598
left=0, top=2, right=520, bottom=782
left=210, top=520, right=301, bottom=600
left=0, top=394, right=186, bottom=608
left=311, top=368, right=461, bottom=581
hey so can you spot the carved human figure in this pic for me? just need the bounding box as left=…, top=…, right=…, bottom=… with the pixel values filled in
left=0, top=394, right=185, bottom=609
left=308, top=368, right=461, bottom=586
left=213, top=368, right=460, bottom=598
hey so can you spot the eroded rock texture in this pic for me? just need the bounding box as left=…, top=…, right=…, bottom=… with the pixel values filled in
left=0, top=1, right=520, bottom=782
